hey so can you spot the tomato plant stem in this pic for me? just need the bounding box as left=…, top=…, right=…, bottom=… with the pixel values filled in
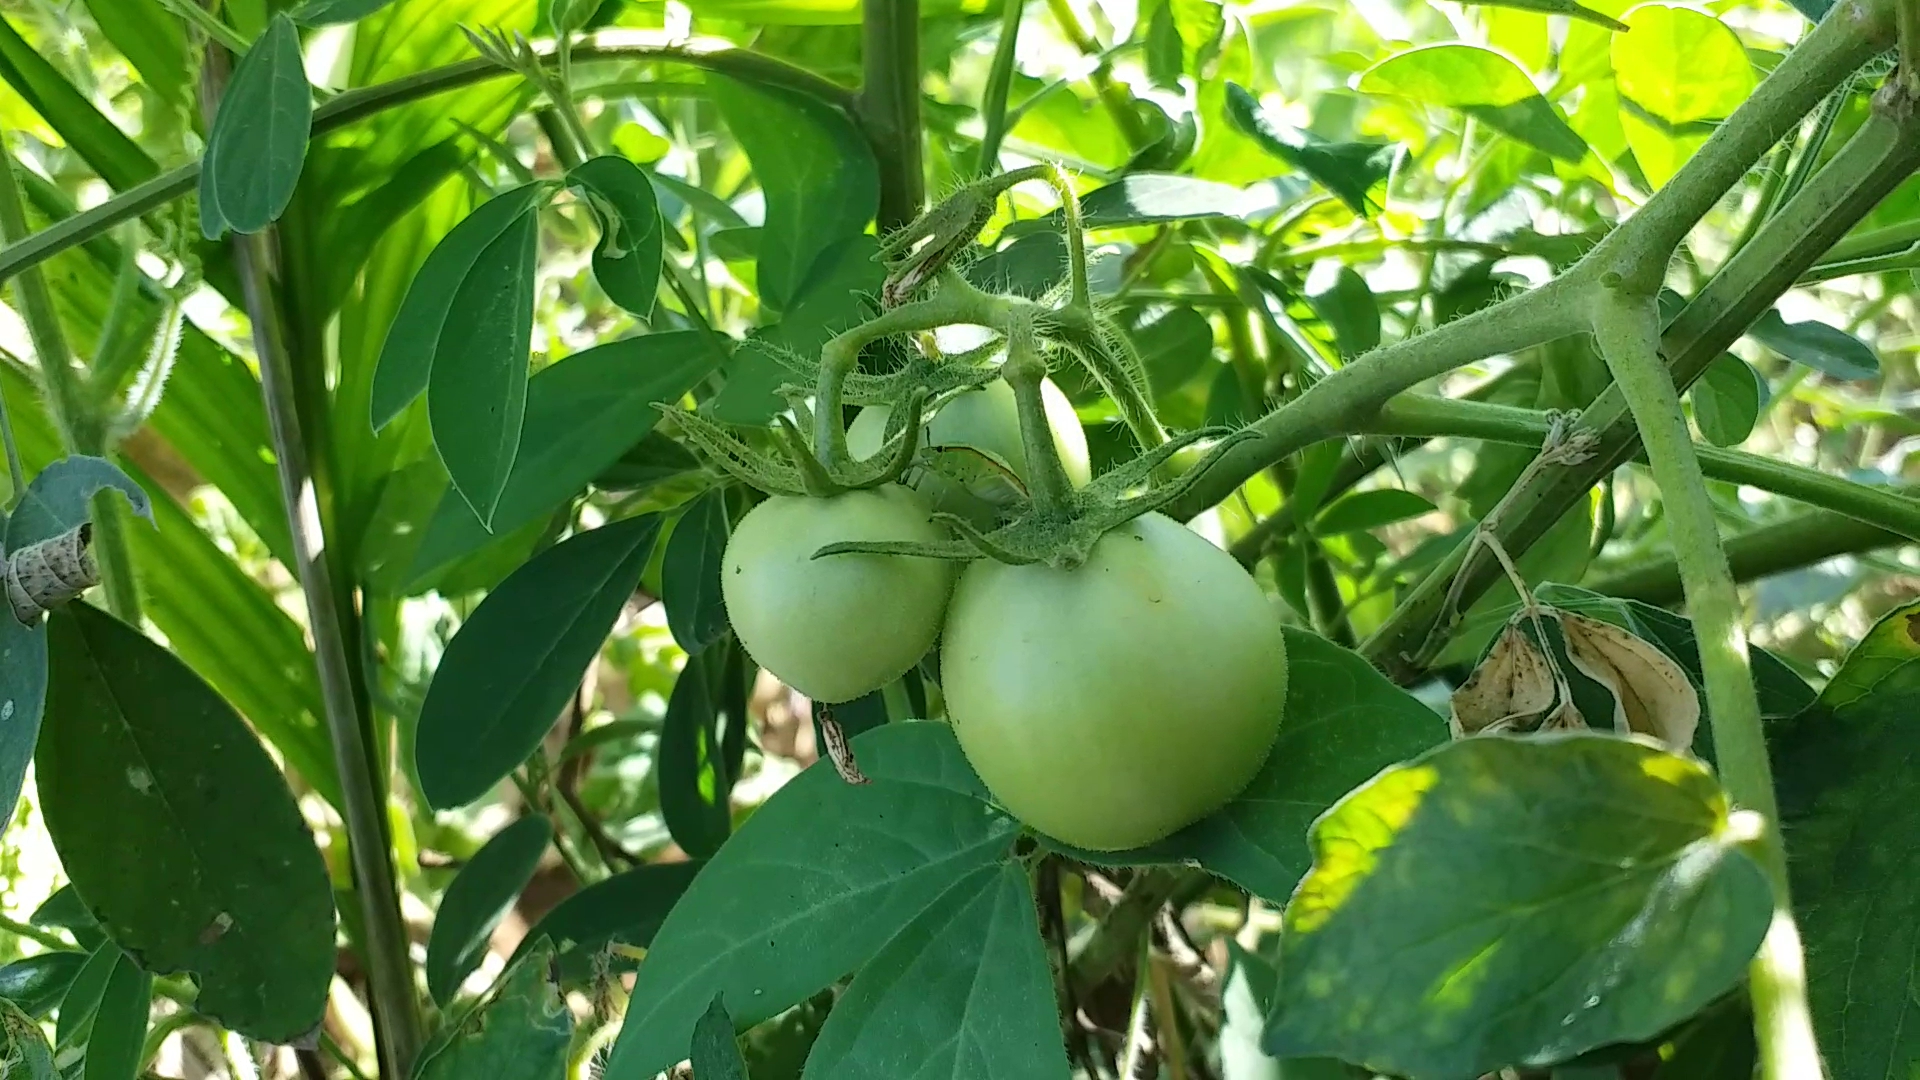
left=974, top=0, right=1028, bottom=176
left=859, top=0, right=925, bottom=229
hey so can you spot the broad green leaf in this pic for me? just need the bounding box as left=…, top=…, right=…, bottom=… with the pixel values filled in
left=290, top=0, right=402, bottom=24
left=1134, top=305, right=1214, bottom=397
left=409, top=332, right=719, bottom=582
left=414, top=944, right=571, bottom=1080
left=710, top=76, right=878, bottom=313
left=1773, top=599, right=1920, bottom=1080
left=1224, top=85, right=1398, bottom=215
left=1262, top=734, right=1772, bottom=1078
left=518, top=860, right=702, bottom=976
left=37, top=604, right=334, bottom=1042
left=1357, top=44, right=1587, bottom=162
left=429, top=205, right=541, bottom=526
left=1060, top=631, right=1446, bottom=901
left=415, top=514, right=664, bottom=809
left=0, top=506, right=46, bottom=828
left=693, top=996, right=750, bottom=1080
left=1745, top=309, right=1880, bottom=381
left=1076, top=174, right=1259, bottom=227
left=426, top=816, right=553, bottom=1006
left=663, top=490, right=731, bottom=655
left=54, top=944, right=114, bottom=1049
left=8, top=457, right=153, bottom=549
left=0, top=997, right=56, bottom=1078
left=1689, top=353, right=1765, bottom=447
left=1466, top=0, right=1625, bottom=30
left=80, top=951, right=148, bottom=1080
left=199, top=14, right=313, bottom=237
left=370, top=182, right=552, bottom=431
left=714, top=236, right=880, bottom=425
left=568, top=156, right=665, bottom=319
left=1304, top=265, right=1380, bottom=357
left=0, top=952, right=85, bottom=1018
left=1610, top=5, right=1753, bottom=189
left=603, top=722, right=1018, bottom=1079
left=964, top=232, right=1070, bottom=303
left=1313, top=489, right=1437, bottom=534
left=0, top=17, right=157, bottom=190
left=660, top=651, right=735, bottom=859
left=801, top=862, right=1070, bottom=1080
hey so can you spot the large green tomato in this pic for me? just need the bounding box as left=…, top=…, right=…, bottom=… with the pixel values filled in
left=722, top=485, right=955, bottom=703
left=845, top=377, right=1091, bottom=525
left=940, top=512, right=1289, bottom=850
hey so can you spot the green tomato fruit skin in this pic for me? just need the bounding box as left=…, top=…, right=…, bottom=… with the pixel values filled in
left=721, top=486, right=955, bottom=704
left=846, top=378, right=1091, bottom=525
left=941, top=513, right=1289, bottom=851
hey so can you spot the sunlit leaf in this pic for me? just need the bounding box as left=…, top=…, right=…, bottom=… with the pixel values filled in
left=1357, top=43, right=1587, bottom=162
left=1225, top=84, right=1397, bottom=215
left=0, top=17, right=158, bottom=189
left=289, top=0, right=402, bottom=24
left=1610, top=5, right=1753, bottom=189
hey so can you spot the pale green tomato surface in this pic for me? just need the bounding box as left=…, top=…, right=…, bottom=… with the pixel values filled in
left=846, top=377, right=1091, bottom=525
left=941, top=512, right=1289, bottom=851
left=722, top=486, right=955, bottom=704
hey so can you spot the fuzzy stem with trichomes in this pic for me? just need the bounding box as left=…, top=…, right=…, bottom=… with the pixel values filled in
left=974, top=0, right=1028, bottom=176
left=1588, top=287, right=1815, bottom=1080
left=1004, top=325, right=1076, bottom=516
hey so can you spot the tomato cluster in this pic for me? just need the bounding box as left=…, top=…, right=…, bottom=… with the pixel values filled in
left=720, top=382, right=1290, bottom=851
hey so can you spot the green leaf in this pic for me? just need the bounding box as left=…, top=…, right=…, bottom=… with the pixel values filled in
left=1313, top=489, right=1437, bottom=534
left=409, top=331, right=720, bottom=583
left=1610, top=5, right=1753, bottom=189
left=1133, top=305, right=1214, bottom=398
left=289, top=0, right=402, bottom=24
left=8, top=457, right=153, bottom=549
left=32, top=887, right=104, bottom=952
left=1058, top=630, right=1445, bottom=900
left=1357, top=44, right=1587, bottom=162
left=518, top=860, right=702, bottom=975
left=1745, top=309, right=1880, bottom=381
left=199, top=14, right=313, bottom=237
left=709, top=75, right=878, bottom=313
left=413, top=944, right=572, bottom=1080
left=54, top=944, right=115, bottom=1049
left=416, top=514, right=664, bottom=809
left=429, top=203, right=541, bottom=527
left=426, top=816, right=553, bottom=1006
left=1262, top=734, right=1773, bottom=1078
left=568, top=156, right=665, bottom=319
left=1453, top=0, right=1625, bottom=30
left=1076, top=173, right=1259, bottom=227
left=37, top=604, right=335, bottom=1043
left=80, top=951, right=148, bottom=1080
left=1224, top=84, right=1398, bottom=215
left=693, top=996, right=750, bottom=1080
left=714, top=236, right=881, bottom=425
left=660, top=651, right=735, bottom=859
left=0, top=16, right=158, bottom=190
left=1689, top=353, right=1765, bottom=447
left=0, top=952, right=85, bottom=1018
left=0, top=997, right=56, bottom=1078
left=1304, top=265, right=1380, bottom=357
left=663, top=490, right=731, bottom=656
left=371, top=183, right=552, bottom=431
left=801, top=862, right=1070, bottom=1080
left=0, top=508, right=47, bottom=828
left=1145, top=0, right=1184, bottom=89
left=1773, top=599, right=1920, bottom=1080
left=603, top=722, right=1018, bottom=1079
left=597, top=431, right=701, bottom=492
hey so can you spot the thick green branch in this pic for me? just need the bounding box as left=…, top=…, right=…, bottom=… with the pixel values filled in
left=1587, top=509, right=1901, bottom=604
left=859, top=0, right=925, bottom=228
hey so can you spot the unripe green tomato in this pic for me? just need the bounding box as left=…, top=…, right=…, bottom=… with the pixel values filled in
left=722, top=485, right=955, bottom=703
left=845, top=377, right=1091, bottom=526
left=941, top=512, right=1289, bottom=850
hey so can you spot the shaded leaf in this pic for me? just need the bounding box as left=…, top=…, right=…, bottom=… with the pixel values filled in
left=1689, top=353, right=1765, bottom=447
left=1304, top=265, right=1380, bottom=358
left=1357, top=44, right=1587, bottom=162
left=1557, top=611, right=1700, bottom=750
left=1263, top=734, right=1772, bottom=1079
left=0, top=952, right=86, bottom=1018
left=1312, top=489, right=1436, bottom=534
left=414, top=944, right=571, bottom=1080
left=8, top=457, right=153, bottom=550
left=1225, top=84, right=1397, bottom=215
left=0, top=506, right=47, bottom=827
left=800, top=863, right=1071, bottom=1080
left=660, top=650, right=735, bottom=858
left=1450, top=622, right=1557, bottom=737
left=0, top=997, right=55, bottom=1078
left=518, top=860, right=702, bottom=978
left=693, top=995, right=749, bottom=1080
left=663, top=489, right=731, bottom=656
left=371, top=182, right=552, bottom=431
left=80, top=951, right=148, bottom=1080
left=54, top=944, right=114, bottom=1049
left=569, top=155, right=665, bottom=319
left=36, top=604, right=334, bottom=1042
left=713, top=236, right=881, bottom=425
left=426, top=816, right=553, bottom=1006
left=1746, top=309, right=1879, bottom=381
left=603, top=722, right=1017, bottom=1079
left=290, top=0, right=402, bottom=24
left=415, top=514, right=663, bottom=809
left=31, top=887, right=104, bottom=952
left=199, top=15, right=312, bottom=236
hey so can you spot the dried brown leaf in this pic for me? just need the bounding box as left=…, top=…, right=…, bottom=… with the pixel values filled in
left=1557, top=611, right=1700, bottom=750
left=1449, top=623, right=1557, bottom=738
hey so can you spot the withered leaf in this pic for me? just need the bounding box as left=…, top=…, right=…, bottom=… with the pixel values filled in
left=1449, top=622, right=1556, bottom=738
left=1557, top=611, right=1700, bottom=751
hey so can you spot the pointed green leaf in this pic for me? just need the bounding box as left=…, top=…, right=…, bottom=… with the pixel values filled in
left=0, top=997, right=56, bottom=1078
left=1313, top=489, right=1437, bottom=535
left=1305, top=265, right=1380, bottom=357
left=371, top=183, right=553, bottom=430
left=568, top=156, right=665, bottom=319
left=408, top=331, right=722, bottom=582
left=693, top=996, right=750, bottom=1080
left=710, top=76, right=878, bottom=313
left=1262, top=734, right=1772, bottom=1078
left=660, top=651, right=735, bottom=859
left=1358, top=43, right=1587, bottom=162
left=603, top=722, right=1018, bottom=1079
left=1224, top=84, right=1398, bottom=215
left=663, top=490, right=731, bottom=656
left=518, top=860, right=702, bottom=976
left=429, top=204, right=540, bottom=526
left=801, top=862, right=1070, bottom=1079
left=31, top=888, right=104, bottom=952
left=53, top=945, right=115, bottom=1049
left=1745, top=309, right=1880, bottom=381
left=414, top=944, right=572, bottom=1080
left=426, top=816, right=553, bottom=1006
left=0, top=952, right=85, bottom=1018
left=36, top=604, right=334, bottom=1043
left=80, top=951, right=148, bottom=1080
left=1689, top=353, right=1765, bottom=448
left=199, top=14, right=313, bottom=236
left=416, top=514, right=664, bottom=809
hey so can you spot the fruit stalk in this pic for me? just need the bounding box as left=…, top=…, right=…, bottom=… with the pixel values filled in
left=1003, top=327, right=1077, bottom=517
